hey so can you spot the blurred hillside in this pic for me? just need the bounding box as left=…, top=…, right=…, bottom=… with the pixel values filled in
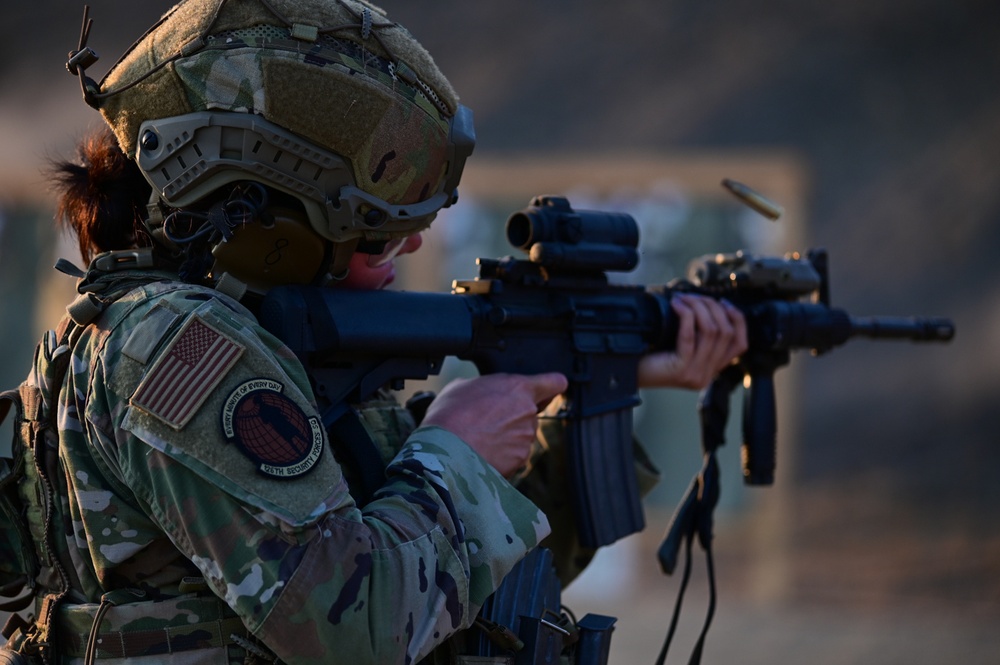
left=1, top=0, right=998, bottom=659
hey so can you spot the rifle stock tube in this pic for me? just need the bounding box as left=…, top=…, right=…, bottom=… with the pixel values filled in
left=262, top=287, right=480, bottom=357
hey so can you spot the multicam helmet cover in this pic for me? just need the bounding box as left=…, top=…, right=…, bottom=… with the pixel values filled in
left=75, top=0, right=474, bottom=247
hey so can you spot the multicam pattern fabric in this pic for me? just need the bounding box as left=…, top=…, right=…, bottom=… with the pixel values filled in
left=172, top=38, right=451, bottom=209
left=196, top=27, right=452, bottom=125
left=18, top=270, right=549, bottom=664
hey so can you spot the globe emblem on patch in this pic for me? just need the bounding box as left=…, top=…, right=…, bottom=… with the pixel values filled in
left=222, top=379, right=324, bottom=478
left=235, top=391, right=310, bottom=462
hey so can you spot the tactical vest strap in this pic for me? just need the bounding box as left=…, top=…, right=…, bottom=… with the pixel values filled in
left=15, top=328, right=79, bottom=665
left=54, top=594, right=251, bottom=661
left=65, top=294, right=105, bottom=328
left=0, top=388, right=37, bottom=615
left=16, top=386, right=41, bottom=430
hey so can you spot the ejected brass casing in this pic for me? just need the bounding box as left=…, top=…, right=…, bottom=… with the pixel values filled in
left=722, top=178, right=784, bottom=220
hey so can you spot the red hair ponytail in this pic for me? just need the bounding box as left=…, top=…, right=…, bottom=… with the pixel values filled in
left=50, top=128, right=152, bottom=263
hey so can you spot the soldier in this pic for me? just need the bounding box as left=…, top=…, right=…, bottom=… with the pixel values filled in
left=0, top=0, right=745, bottom=663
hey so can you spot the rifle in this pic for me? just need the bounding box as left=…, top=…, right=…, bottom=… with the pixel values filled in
left=257, top=190, right=954, bottom=553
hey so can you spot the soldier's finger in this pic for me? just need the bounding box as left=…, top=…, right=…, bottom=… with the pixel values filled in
left=683, top=295, right=723, bottom=370
left=671, top=294, right=697, bottom=362
left=524, top=372, right=569, bottom=407
left=703, top=298, right=738, bottom=368
left=722, top=300, right=749, bottom=361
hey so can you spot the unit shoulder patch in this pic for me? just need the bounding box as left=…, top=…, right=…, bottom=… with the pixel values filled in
left=221, top=379, right=324, bottom=479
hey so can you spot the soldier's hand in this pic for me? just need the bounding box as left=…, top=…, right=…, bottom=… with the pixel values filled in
left=422, top=372, right=568, bottom=477
left=638, top=293, right=747, bottom=390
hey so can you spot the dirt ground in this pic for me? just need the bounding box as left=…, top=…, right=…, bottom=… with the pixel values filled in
left=562, top=504, right=1000, bottom=665
left=572, top=594, right=1000, bottom=665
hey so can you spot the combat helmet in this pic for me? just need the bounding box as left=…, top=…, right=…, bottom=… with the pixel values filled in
left=67, top=0, right=474, bottom=292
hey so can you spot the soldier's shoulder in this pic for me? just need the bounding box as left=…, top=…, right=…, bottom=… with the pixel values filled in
left=93, top=279, right=341, bottom=525
left=87, top=279, right=262, bottom=405
left=107, top=280, right=254, bottom=337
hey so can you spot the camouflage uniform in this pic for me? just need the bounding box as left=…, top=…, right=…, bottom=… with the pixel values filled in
left=6, top=265, right=549, bottom=664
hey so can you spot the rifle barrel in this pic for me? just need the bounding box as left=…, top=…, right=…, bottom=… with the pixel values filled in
left=849, top=316, right=955, bottom=342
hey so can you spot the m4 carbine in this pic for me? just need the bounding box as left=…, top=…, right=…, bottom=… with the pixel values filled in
left=258, top=194, right=954, bottom=551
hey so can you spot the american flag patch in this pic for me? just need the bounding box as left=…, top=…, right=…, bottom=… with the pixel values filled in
left=131, top=316, right=244, bottom=430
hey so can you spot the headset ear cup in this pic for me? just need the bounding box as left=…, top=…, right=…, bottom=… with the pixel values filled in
left=211, top=208, right=329, bottom=293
